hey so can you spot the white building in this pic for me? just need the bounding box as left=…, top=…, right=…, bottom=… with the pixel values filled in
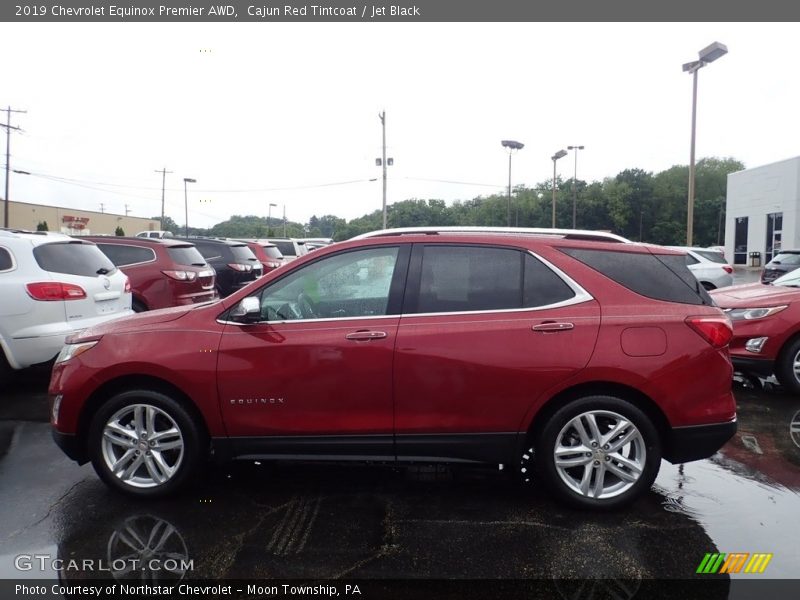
left=725, top=156, right=800, bottom=266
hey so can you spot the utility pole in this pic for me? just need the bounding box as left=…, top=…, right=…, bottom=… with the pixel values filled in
left=125, top=204, right=131, bottom=216
left=100, top=203, right=105, bottom=213
left=154, top=167, right=173, bottom=227
left=2, top=106, right=27, bottom=228
left=380, top=111, right=387, bottom=229
left=283, top=205, right=287, bottom=236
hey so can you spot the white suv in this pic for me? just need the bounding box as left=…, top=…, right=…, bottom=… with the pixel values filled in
left=0, top=230, right=133, bottom=378
left=667, top=246, right=734, bottom=290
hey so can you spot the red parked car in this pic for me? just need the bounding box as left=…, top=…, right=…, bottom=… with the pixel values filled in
left=237, top=239, right=284, bottom=274
left=711, top=269, right=800, bottom=392
left=82, top=236, right=216, bottom=312
left=49, top=228, right=736, bottom=509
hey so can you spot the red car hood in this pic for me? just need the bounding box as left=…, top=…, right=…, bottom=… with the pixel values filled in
left=710, top=282, right=800, bottom=307
left=67, top=304, right=200, bottom=342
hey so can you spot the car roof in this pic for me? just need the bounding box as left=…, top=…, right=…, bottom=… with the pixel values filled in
left=186, top=237, right=247, bottom=247
left=353, top=226, right=632, bottom=243
left=81, top=235, right=196, bottom=248
left=0, top=228, right=80, bottom=245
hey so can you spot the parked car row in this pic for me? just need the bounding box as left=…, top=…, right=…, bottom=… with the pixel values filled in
left=49, top=226, right=737, bottom=510
left=1, top=229, right=133, bottom=379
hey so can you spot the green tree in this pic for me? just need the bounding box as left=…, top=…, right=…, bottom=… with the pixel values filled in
left=36, top=221, right=49, bottom=232
left=115, top=226, right=125, bottom=236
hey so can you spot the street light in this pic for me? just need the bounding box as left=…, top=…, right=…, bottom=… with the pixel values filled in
left=501, top=140, right=524, bottom=227
left=267, top=202, right=277, bottom=236
left=567, top=145, right=585, bottom=228
left=551, top=150, right=567, bottom=228
left=683, top=41, right=728, bottom=246
left=183, top=177, right=196, bottom=238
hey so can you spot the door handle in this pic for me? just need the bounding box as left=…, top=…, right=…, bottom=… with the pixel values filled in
left=345, top=330, right=388, bottom=341
left=532, top=322, right=574, bottom=332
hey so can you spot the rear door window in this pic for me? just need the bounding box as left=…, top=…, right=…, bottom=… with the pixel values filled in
left=33, top=242, right=117, bottom=277
left=97, top=244, right=155, bottom=266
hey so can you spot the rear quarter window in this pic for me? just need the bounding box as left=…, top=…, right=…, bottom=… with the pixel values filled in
left=561, top=248, right=710, bottom=306
left=97, top=244, right=155, bottom=266
left=33, top=242, right=117, bottom=277
left=0, top=247, right=13, bottom=271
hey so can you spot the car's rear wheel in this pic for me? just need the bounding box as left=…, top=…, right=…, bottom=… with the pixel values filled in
left=132, top=299, right=147, bottom=313
left=535, top=396, right=661, bottom=509
left=775, top=337, right=800, bottom=394
left=88, top=390, right=204, bottom=498
left=701, top=281, right=716, bottom=291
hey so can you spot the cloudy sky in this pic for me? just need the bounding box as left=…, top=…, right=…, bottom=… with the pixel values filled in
left=2, top=22, right=799, bottom=228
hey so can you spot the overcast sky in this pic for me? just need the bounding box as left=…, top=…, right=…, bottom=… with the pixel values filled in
left=2, top=22, right=799, bottom=229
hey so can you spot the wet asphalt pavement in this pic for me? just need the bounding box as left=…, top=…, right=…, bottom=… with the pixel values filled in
left=1, top=363, right=799, bottom=599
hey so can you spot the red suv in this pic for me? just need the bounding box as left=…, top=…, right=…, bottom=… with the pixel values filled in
left=83, top=237, right=216, bottom=312
left=49, top=228, right=736, bottom=509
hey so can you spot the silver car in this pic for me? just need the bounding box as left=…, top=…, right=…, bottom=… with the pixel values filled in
left=668, top=246, right=733, bottom=290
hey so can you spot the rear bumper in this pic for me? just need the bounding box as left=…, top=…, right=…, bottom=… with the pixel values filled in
left=731, top=355, right=774, bottom=377
left=663, top=419, right=737, bottom=463
left=52, top=428, right=88, bottom=464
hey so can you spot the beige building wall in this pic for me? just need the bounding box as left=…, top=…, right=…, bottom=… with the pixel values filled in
left=1, top=199, right=160, bottom=236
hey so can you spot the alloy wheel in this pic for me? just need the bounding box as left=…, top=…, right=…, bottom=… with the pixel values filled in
left=553, top=410, right=646, bottom=500
left=101, top=404, right=184, bottom=488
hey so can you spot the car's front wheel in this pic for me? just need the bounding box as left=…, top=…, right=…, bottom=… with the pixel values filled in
left=535, top=396, right=661, bottom=509
left=88, top=390, right=205, bottom=498
left=775, top=337, right=800, bottom=394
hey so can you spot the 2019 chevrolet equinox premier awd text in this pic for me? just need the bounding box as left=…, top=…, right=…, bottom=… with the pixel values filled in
left=49, top=227, right=737, bottom=509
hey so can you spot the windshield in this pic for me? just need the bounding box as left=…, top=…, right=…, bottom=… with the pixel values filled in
left=770, top=252, right=800, bottom=266
left=694, top=250, right=727, bottom=264
left=772, top=269, right=800, bottom=286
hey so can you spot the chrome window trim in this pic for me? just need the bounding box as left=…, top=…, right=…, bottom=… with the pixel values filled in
left=218, top=250, right=594, bottom=326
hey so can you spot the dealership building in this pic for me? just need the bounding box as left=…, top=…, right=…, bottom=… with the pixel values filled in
left=725, top=156, right=800, bottom=266
left=0, top=198, right=159, bottom=236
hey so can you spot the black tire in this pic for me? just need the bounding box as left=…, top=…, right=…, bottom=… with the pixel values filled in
left=88, top=389, right=205, bottom=498
left=0, top=348, right=12, bottom=386
left=775, top=337, right=800, bottom=394
left=701, top=281, right=716, bottom=291
left=132, top=299, right=147, bottom=313
left=534, top=395, right=661, bottom=510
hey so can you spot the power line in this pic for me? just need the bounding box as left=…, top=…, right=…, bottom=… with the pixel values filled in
left=1, top=105, right=27, bottom=227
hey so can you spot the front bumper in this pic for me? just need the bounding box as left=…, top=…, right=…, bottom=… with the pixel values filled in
left=730, top=355, right=774, bottom=377
left=664, top=419, right=737, bottom=463
left=52, top=428, right=88, bottom=464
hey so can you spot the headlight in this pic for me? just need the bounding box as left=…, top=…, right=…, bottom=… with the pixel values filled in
left=727, top=306, right=788, bottom=321
left=55, top=341, right=99, bottom=364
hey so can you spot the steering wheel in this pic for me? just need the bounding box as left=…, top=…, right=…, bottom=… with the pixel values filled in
left=297, top=292, right=318, bottom=319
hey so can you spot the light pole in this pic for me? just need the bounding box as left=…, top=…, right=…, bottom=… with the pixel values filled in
left=567, top=145, right=584, bottom=228
left=267, top=203, right=277, bottom=236
left=551, top=150, right=567, bottom=228
left=683, top=41, right=727, bottom=246
left=183, top=177, right=196, bottom=238
left=501, top=140, right=524, bottom=227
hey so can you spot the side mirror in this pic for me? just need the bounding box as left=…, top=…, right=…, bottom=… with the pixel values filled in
left=230, top=296, right=261, bottom=323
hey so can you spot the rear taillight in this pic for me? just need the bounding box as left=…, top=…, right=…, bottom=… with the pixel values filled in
left=124, top=277, right=132, bottom=293
left=26, top=282, right=87, bottom=301
left=722, top=265, right=733, bottom=274
left=266, top=262, right=281, bottom=268
left=685, top=315, right=733, bottom=348
left=228, top=263, right=252, bottom=272
left=162, top=270, right=198, bottom=281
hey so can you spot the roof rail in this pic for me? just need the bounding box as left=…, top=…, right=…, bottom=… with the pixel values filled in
left=352, top=226, right=631, bottom=243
